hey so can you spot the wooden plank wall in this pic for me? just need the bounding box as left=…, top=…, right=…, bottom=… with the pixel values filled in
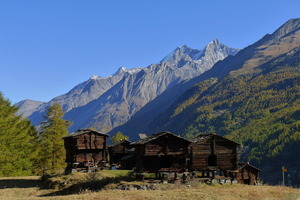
left=215, top=139, right=237, bottom=170
left=135, top=134, right=190, bottom=172
left=64, top=132, right=107, bottom=164
left=144, top=135, right=188, bottom=156
left=190, top=136, right=238, bottom=170
left=112, top=142, right=130, bottom=154
left=76, top=134, right=105, bottom=149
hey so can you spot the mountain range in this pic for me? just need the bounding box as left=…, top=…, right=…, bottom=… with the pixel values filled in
left=17, top=39, right=239, bottom=133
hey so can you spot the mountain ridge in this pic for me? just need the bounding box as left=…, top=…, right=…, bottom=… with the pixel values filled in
left=17, top=40, right=239, bottom=133
left=109, top=18, right=300, bottom=140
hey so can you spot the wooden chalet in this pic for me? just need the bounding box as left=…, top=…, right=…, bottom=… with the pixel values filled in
left=131, top=132, right=192, bottom=173
left=108, top=139, right=136, bottom=170
left=63, top=129, right=109, bottom=172
left=189, top=133, right=240, bottom=177
left=229, top=162, right=260, bottom=185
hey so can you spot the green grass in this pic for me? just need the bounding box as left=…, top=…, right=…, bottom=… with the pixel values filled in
left=99, top=170, right=132, bottom=177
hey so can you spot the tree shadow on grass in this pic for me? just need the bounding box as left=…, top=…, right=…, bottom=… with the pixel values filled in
left=0, top=178, right=47, bottom=189
left=39, top=176, right=134, bottom=197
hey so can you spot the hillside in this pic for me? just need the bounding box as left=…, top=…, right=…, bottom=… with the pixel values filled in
left=111, top=19, right=300, bottom=185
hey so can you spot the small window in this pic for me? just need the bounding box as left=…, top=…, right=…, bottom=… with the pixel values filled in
left=208, top=155, right=217, bottom=166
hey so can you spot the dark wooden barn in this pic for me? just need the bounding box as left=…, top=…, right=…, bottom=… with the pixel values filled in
left=108, top=139, right=136, bottom=170
left=230, top=162, right=260, bottom=185
left=189, top=133, right=240, bottom=177
left=131, top=132, right=192, bottom=173
left=63, top=129, right=109, bottom=172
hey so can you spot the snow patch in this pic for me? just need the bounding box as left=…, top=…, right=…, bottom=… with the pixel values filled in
left=115, top=66, right=143, bottom=75
left=90, top=75, right=100, bottom=80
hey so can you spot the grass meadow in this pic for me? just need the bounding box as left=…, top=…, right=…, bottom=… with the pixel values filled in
left=0, top=172, right=299, bottom=200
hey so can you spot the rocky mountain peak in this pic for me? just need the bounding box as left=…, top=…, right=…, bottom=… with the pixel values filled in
left=203, top=39, right=238, bottom=55
left=90, top=75, right=101, bottom=80
left=159, top=40, right=239, bottom=66
left=159, top=45, right=195, bottom=64
left=208, top=38, right=220, bottom=46
left=114, top=66, right=127, bottom=75
left=272, top=18, right=300, bottom=40
left=177, top=45, right=189, bottom=51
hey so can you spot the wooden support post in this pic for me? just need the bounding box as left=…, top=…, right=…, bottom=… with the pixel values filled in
left=141, top=173, right=145, bottom=181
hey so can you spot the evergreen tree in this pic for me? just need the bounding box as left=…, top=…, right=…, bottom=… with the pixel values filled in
left=110, top=131, right=129, bottom=144
left=37, top=103, right=70, bottom=174
left=0, top=93, right=37, bottom=176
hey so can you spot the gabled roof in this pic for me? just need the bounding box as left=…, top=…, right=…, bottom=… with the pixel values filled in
left=238, top=162, right=260, bottom=171
left=131, top=131, right=192, bottom=145
left=192, top=132, right=240, bottom=146
left=63, top=129, right=109, bottom=138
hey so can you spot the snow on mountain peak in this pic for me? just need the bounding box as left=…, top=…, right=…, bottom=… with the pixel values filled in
left=127, top=68, right=143, bottom=74
left=114, top=66, right=143, bottom=76
left=90, top=75, right=100, bottom=80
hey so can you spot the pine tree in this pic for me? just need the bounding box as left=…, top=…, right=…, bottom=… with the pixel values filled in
left=37, top=103, right=70, bottom=174
left=0, top=93, right=37, bottom=176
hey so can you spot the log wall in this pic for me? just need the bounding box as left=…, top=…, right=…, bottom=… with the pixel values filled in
left=190, top=136, right=238, bottom=171
left=143, top=135, right=189, bottom=156
left=64, top=131, right=107, bottom=164
left=76, top=134, right=105, bottom=149
left=135, top=134, right=191, bottom=172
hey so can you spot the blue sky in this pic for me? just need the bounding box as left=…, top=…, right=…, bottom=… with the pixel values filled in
left=0, top=0, right=299, bottom=103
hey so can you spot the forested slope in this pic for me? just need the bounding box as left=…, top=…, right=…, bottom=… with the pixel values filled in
left=155, top=46, right=299, bottom=144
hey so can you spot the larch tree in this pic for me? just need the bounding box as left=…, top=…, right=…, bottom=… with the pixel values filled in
left=37, top=103, right=70, bottom=174
left=110, top=131, right=129, bottom=144
left=0, top=93, right=37, bottom=176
